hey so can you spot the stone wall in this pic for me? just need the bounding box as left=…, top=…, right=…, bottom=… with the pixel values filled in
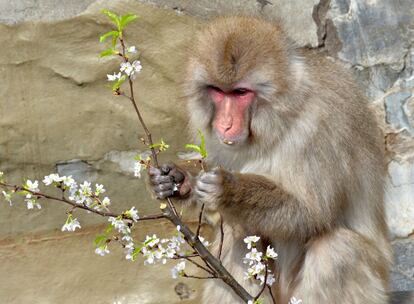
left=0, top=0, right=412, bottom=303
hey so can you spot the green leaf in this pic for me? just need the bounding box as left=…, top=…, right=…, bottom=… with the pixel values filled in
left=101, top=9, right=121, bottom=30
left=197, top=130, right=208, bottom=159
left=112, top=74, right=127, bottom=91
left=94, top=235, right=107, bottom=247
left=105, top=223, right=114, bottom=234
left=184, top=144, right=201, bottom=153
left=119, top=14, right=138, bottom=30
left=111, top=35, right=118, bottom=48
left=149, top=139, right=170, bottom=152
left=99, top=48, right=118, bottom=58
left=17, top=190, right=29, bottom=196
left=99, top=30, right=119, bottom=43
left=184, top=130, right=208, bottom=159
left=131, top=246, right=142, bottom=261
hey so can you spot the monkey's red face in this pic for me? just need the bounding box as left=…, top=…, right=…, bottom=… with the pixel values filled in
left=208, top=86, right=255, bottom=146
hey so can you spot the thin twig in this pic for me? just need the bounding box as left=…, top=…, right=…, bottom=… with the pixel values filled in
left=195, top=203, right=204, bottom=238
left=182, top=273, right=217, bottom=280
left=268, top=285, right=277, bottom=304
left=179, top=255, right=215, bottom=276
left=254, top=263, right=269, bottom=300
left=218, top=215, right=224, bottom=260
left=172, top=253, right=199, bottom=259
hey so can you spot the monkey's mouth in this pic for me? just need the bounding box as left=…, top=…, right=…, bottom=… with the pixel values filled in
left=216, top=131, right=249, bottom=147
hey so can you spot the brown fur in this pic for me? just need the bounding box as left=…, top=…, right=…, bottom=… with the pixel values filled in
left=153, top=16, right=392, bottom=304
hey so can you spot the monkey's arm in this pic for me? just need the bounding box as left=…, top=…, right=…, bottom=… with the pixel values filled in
left=195, top=168, right=339, bottom=240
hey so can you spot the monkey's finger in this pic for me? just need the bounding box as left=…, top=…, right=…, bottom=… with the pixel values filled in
left=196, top=180, right=218, bottom=193
left=170, top=169, right=185, bottom=183
left=154, top=183, right=174, bottom=192
left=161, top=163, right=174, bottom=175
left=149, top=167, right=161, bottom=176
left=155, top=190, right=174, bottom=199
left=198, top=172, right=221, bottom=185
left=151, top=175, right=173, bottom=185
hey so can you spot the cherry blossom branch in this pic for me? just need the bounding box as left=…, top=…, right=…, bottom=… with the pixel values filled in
left=0, top=181, right=165, bottom=222
left=115, top=34, right=254, bottom=302
left=118, top=36, right=179, bottom=218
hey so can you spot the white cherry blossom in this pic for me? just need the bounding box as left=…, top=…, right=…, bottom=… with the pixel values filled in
left=265, top=246, right=278, bottom=259
left=2, top=190, right=12, bottom=206
left=26, top=180, right=39, bottom=192
left=127, top=46, right=137, bottom=53
left=95, top=245, right=110, bottom=256
left=101, top=197, right=111, bottom=207
left=125, top=206, right=139, bottom=222
left=107, top=72, right=121, bottom=81
left=95, top=184, right=106, bottom=195
left=61, top=216, right=81, bottom=232
left=42, top=173, right=61, bottom=186
left=171, top=260, right=186, bottom=279
left=61, top=176, right=75, bottom=188
left=244, top=235, right=260, bottom=249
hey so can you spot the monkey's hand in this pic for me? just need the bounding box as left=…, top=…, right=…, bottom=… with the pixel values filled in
left=148, top=163, right=192, bottom=199
left=195, top=168, right=230, bottom=210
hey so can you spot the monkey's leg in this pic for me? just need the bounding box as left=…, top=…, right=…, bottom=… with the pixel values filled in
left=292, top=228, right=389, bottom=304
left=201, top=222, right=273, bottom=304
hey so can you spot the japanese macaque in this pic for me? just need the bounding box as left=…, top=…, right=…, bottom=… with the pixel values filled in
left=149, top=16, right=392, bottom=304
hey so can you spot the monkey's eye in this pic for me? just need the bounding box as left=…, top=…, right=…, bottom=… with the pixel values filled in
left=232, top=88, right=249, bottom=96
left=206, top=85, right=223, bottom=93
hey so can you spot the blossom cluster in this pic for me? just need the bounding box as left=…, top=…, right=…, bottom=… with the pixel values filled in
left=243, top=236, right=277, bottom=286
left=119, top=225, right=210, bottom=280
left=141, top=227, right=186, bottom=267
left=42, top=174, right=114, bottom=231
left=96, top=205, right=140, bottom=258
left=23, top=180, right=40, bottom=209
left=107, top=46, right=142, bottom=83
